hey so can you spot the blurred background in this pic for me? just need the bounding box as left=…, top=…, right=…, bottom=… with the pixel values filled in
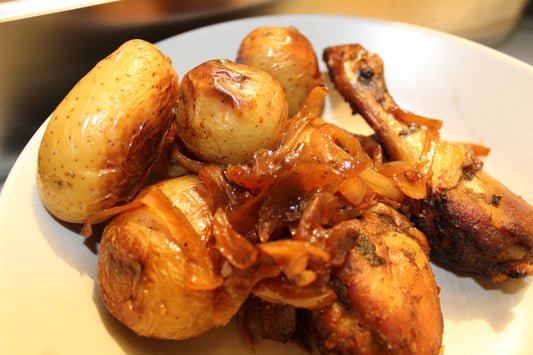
left=1, top=0, right=532, bottom=186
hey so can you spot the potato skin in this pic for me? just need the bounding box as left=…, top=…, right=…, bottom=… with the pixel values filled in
left=37, top=39, right=179, bottom=223
left=237, top=26, right=324, bottom=117
left=175, top=59, right=288, bottom=165
left=98, top=175, right=216, bottom=340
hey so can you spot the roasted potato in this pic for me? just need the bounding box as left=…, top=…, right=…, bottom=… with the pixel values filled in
left=237, top=26, right=324, bottom=117
left=175, top=59, right=288, bottom=165
left=37, top=39, right=179, bottom=224
left=98, top=175, right=218, bottom=340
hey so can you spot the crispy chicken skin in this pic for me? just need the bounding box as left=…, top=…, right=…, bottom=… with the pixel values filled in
left=312, top=204, right=443, bottom=354
left=323, top=44, right=533, bottom=282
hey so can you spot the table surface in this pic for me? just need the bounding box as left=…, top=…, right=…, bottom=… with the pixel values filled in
left=493, top=15, right=533, bottom=66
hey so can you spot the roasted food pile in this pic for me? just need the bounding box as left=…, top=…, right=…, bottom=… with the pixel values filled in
left=36, top=26, right=533, bottom=354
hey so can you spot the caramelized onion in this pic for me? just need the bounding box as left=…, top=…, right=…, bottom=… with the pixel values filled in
left=309, top=123, right=372, bottom=176
left=413, top=128, right=440, bottom=177
left=257, top=239, right=330, bottom=286
left=278, top=86, right=329, bottom=153
left=377, top=160, right=413, bottom=177
left=388, top=106, right=443, bottom=130
left=138, top=185, right=223, bottom=290
left=392, top=173, right=429, bottom=200
left=391, top=127, right=440, bottom=199
left=225, top=86, right=328, bottom=191
left=169, top=140, right=211, bottom=174
left=213, top=209, right=258, bottom=270
left=80, top=199, right=145, bottom=237
left=212, top=263, right=282, bottom=327
left=294, top=194, right=359, bottom=266
left=252, top=278, right=337, bottom=310
left=458, top=142, right=491, bottom=157
left=294, top=192, right=343, bottom=244
left=359, top=167, right=404, bottom=202
left=199, top=164, right=241, bottom=211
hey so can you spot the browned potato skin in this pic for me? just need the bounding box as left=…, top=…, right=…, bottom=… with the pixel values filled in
left=98, top=175, right=217, bottom=340
left=175, top=59, right=288, bottom=165
left=237, top=26, right=324, bottom=117
left=37, top=39, right=179, bottom=224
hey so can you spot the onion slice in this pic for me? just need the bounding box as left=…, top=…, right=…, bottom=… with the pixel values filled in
left=138, top=185, right=223, bottom=290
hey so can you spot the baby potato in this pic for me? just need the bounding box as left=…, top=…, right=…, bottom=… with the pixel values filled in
left=175, top=59, right=288, bottom=165
left=237, top=26, right=324, bottom=117
left=98, top=175, right=217, bottom=340
left=37, top=39, right=179, bottom=224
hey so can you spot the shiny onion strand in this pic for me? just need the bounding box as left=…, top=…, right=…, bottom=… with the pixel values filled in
left=138, top=185, right=223, bottom=290
left=458, top=142, right=491, bottom=157
left=392, top=127, right=440, bottom=199
left=226, top=86, right=328, bottom=190
left=257, top=239, right=330, bottom=287
left=252, top=277, right=337, bottom=310
left=309, top=123, right=373, bottom=176
left=213, top=208, right=258, bottom=270
left=388, top=105, right=443, bottom=130
left=169, top=138, right=211, bottom=174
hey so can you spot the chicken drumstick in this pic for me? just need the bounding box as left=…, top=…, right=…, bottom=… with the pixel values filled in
left=323, top=44, right=533, bottom=282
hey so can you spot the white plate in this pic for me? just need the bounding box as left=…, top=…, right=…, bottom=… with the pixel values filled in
left=1, top=14, right=533, bottom=355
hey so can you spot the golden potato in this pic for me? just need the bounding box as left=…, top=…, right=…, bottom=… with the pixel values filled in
left=37, top=39, right=179, bottom=224
left=98, top=175, right=218, bottom=340
left=175, top=59, right=288, bottom=165
left=237, top=26, right=324, bottom=117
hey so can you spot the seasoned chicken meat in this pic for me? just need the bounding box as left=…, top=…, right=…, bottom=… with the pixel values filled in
left=323, top=43, right=533, bottom=282
left=312, top=204, right=443, bottom=355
